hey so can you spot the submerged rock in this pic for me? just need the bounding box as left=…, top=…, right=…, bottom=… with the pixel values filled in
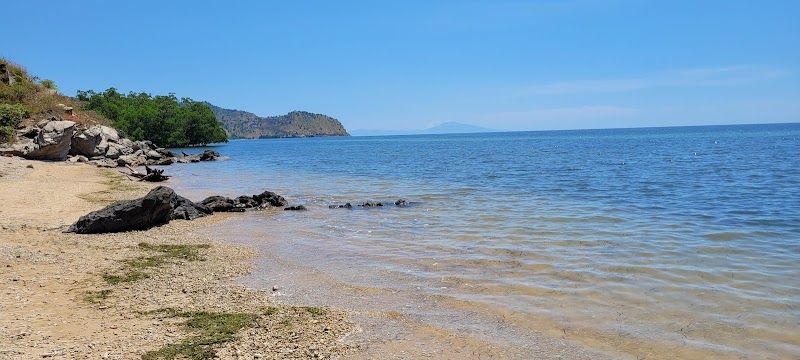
left=395, top=199, right=409, bottom=206
left=328, top=203, right=353, bottom=209
left=359, top=201, right=384, bottom=207
left=284, top=205, right=307, bottom=211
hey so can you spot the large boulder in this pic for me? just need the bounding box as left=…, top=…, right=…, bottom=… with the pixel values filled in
left=70, top=125, right=121, bottom=157
left=26, top=120, right=76, bottom=160
left=66, top=186, right=177, bottom=234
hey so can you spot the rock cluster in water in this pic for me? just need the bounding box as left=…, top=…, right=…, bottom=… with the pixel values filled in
left=0, top=118, right=221, bottom=166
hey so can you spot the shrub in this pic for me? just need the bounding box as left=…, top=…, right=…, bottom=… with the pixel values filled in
left=0, top=103, right=29, bottom=127
left=0, top=126, right=15, bottom=143
left=40, top=79, right=57, bottom=90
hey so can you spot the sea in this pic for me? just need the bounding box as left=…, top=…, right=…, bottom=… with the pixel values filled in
left=168, top=123, right=800, bottom=359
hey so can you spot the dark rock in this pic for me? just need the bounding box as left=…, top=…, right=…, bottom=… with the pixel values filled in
left=395, top=199, right=409, bottom=206
left=328, top=203, right=353, bottom=209
left=148, top=157, right=175, bottom=166
left=199, top=150, right=220, bottom=161
left=171, top=195, right=213, bottom=220
left=0, top=62, right=9, bottom=85
left=21, top=127, right=40, bottom=139
left=359, top=201, right=384, bottom=207
left=156, top=148, right=176, bottom=158
left=66, top=186, right=176, bottom=234
left=200, top=196, right=237, bottom=212
left=253, top=191, right=288, bottom=207
left=234, top=195, right=258, bottom=208
left=284, top=205, right=307, bottom=211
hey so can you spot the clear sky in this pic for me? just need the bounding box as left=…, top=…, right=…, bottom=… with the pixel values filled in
left=2, top=0, right=798, bottom=132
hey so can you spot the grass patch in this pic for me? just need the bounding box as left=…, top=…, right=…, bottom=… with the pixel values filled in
left=263, top=306, right=278, bottom=316
left=138, top=242, right=210, bottom=261
left=78, top=169, right=140, bottom=204
left=84, top=289, right=113, bottom=304
left=304, top=306, right=326, bottom=317
left=142, top=310, right=257, bottom=360
left=103, top=271, right=150, bottom=285
left=102, top=243, right=210, bottom=285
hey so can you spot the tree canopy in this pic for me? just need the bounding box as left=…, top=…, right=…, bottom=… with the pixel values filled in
left=76, top=88, right=228, bottom=147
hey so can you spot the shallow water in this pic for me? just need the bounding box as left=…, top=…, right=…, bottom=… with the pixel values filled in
left=170, top=124, right=800, bottom=359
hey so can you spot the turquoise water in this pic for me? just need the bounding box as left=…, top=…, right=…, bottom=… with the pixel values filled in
left=169, top=124, right=800, bottom=359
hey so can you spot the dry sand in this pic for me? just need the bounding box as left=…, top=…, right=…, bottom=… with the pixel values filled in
left=0, top=157, right=354, bottom=359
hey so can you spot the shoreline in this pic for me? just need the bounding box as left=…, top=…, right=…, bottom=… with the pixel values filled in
left=0, top=158, right=353, bottom=359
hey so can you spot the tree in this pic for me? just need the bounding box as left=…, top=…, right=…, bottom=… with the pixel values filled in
left=77, top=88, right=228, bottom=147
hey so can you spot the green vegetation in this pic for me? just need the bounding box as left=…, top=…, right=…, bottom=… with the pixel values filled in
left=142, top=310, right=257, bottom=360
left=304, top=306, right=326, bottom=317
left=77, top=88, right=228, bottom=147
left=0, top=103, right=30, bottom=142
left=84, top=289, right=113, bottom=304
left=78, top=169, right=140, bottom=204
left=102, top=242, right=210, bottom=285
left=39, top=79, right=56, bottom=90
left=0, top=59, right=77, bottom=116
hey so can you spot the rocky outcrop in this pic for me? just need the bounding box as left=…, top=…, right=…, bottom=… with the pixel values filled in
left=66, top=187, right=214, bottom=234
left=66, top=186, right=295, bottom=234
left=1, top=118, right=224, bottom=166
left=199, top=191, right=288, bottom=213
left=12, top=120, right=76, bottom=161
left=66, top=186, right=178, bottom=234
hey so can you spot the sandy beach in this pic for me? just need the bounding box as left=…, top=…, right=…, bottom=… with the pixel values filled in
left=0, top=158, right=353, bottom=359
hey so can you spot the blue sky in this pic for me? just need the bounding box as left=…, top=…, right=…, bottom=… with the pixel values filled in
left=2, top=0, right=798, bottom=132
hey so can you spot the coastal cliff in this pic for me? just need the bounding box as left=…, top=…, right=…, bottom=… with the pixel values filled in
left=206, top=103, right=350, bottom=139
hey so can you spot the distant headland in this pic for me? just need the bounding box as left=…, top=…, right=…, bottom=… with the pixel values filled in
left=205, top=103, right=350, bottom=139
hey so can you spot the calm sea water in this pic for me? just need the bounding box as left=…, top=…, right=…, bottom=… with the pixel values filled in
left=169, top=124, right=800, bottom=359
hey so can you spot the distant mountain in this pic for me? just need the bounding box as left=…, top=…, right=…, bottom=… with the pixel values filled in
left=205, top=103, right=349, bottom=139
left=351, top=122, right=498, bottom=136
left=423, top=122, right=498, bottom=134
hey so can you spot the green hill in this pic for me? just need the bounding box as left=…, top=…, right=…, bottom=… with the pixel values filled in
left=206, top=103, right=349, bottom=139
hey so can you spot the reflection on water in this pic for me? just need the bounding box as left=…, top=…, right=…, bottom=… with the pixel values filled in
left=172, top=124, right=800, bottom=359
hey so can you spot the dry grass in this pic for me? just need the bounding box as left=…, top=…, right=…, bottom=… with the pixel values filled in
left=0, top=57, right=112, bottom=129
